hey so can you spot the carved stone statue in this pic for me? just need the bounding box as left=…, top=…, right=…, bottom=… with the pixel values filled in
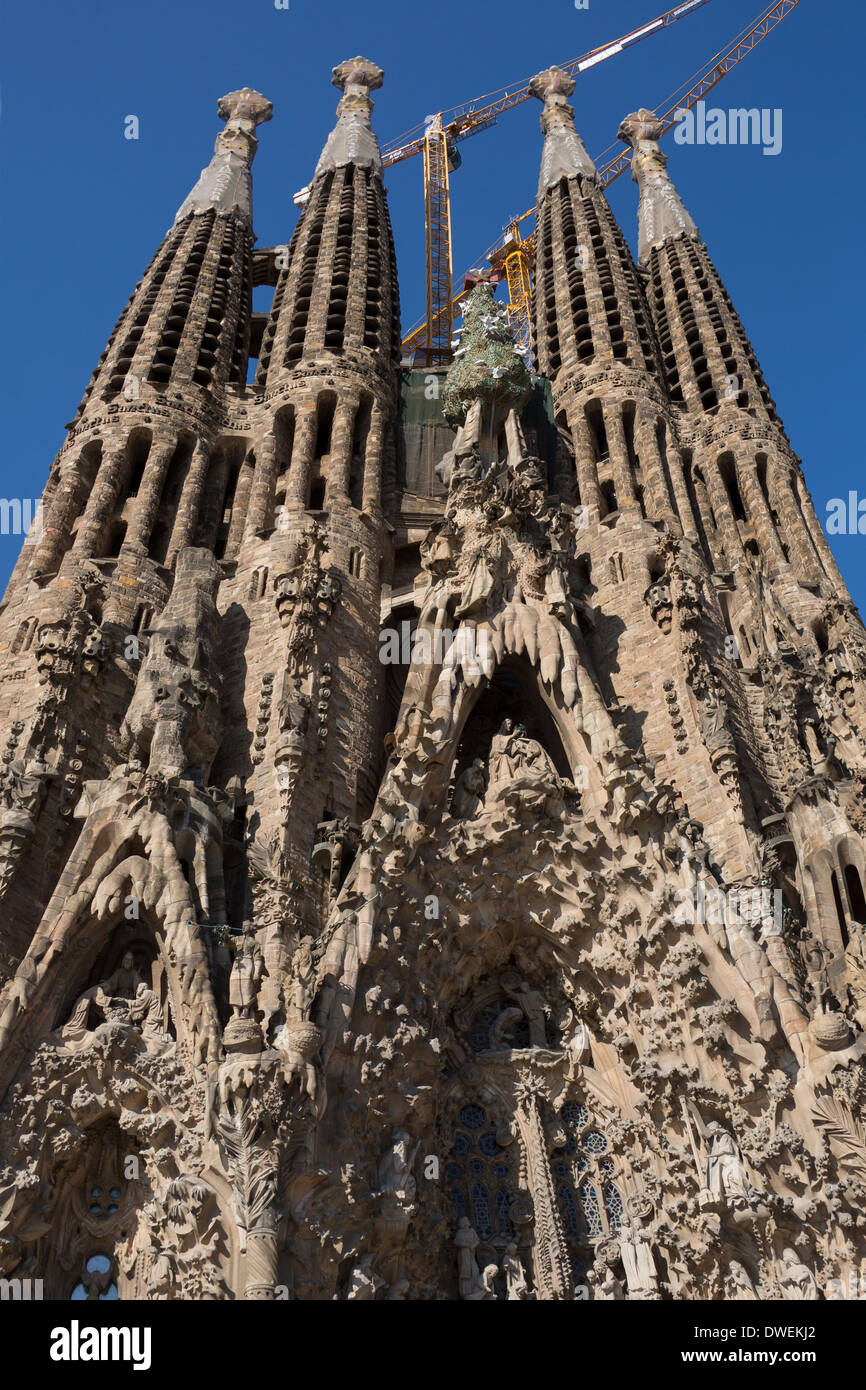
left=229, top=922, right=265, bottom=1019
left=452, top=758, right=487, bottom=820
left=704, top=1121, right=750, bottom=1203
left=617, top=1216, right=658, bottom=1299
left=377, top=1131, right=418, bottom=1202
left=502, top=974, right=549, bottom=1048
left=779, top=1248, right=820, bottom=1300
left=501, top=1242, right=529, bottom=1300
left=345, top=1254, right=385, bottom=1301
left=64, top=951, right=142, bottom=1036
left=726, top=1260, right=759, bottom=1300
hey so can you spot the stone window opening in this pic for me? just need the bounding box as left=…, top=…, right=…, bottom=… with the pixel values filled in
left=349, top=547, right=363, bottom=579
left=11, top=616, right=38, bottom=655
left=813, top=620, right=829, bottom=655
left=125, top=431, right=152, bottom=501
left=325, top=168, right=354, bottom=351
left=600, top=480, right=618, bottom=518
left=249, top=567, right=269, bottom=601
left=70, top=1253, right=119, bottom=1301
left=585, top=402, right=608, bottom=465
left=148, top=436, right=194, bottom=564
left=844, top=865, right=866, bottom=928
left=284, top=172, right=332, bottom=366
left=350, top=396, right=373, bottom=510
left=314, top=394, right=336, bottom=462
left=450, top=654, right=573, bottom=796
left=274, top=406, right=296, bottom=480
left=103, top=518, right=127, bottom=560
left=552, top=1101, right=624, bottom=1271
left=308, top=478, right=326, bottom=512
left=831, top=871, right=849, bottom=947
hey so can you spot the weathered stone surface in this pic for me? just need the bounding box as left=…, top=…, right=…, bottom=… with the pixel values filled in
left=0, top=57, right=865, bottom=1303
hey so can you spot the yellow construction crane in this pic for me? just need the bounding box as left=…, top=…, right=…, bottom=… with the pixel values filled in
left=401, top=0, right=803, bottom=364
left=377, top=0, right=718, bottom=367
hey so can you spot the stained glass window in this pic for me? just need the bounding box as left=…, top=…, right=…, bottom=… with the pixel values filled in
left=553, top=1100, right=623, bottom=1255
left=446, top=1103, right=516, bottom=1240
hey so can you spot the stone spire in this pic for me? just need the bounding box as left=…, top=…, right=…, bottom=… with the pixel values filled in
left=175, top=87, right=273, bottom=225
left=617, top=109, right=697, bottom=265
left=529, top=66, right=597, bottom=198
left=313, top=56, right=384, bottom=180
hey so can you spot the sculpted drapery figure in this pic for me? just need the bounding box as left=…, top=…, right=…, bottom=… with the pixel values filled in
left=779, top=1248, right=820, bottom=1301
left=229, top=922, right=266, bottom=1020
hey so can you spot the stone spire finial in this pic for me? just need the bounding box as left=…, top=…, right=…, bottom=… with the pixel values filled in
left=313, top=56, right=385, bottom=179
left=618, top=109, right=698, bottom=265
left=529, top=66, right=597, bottom=197
left=175, top=87, right=273, bottom=225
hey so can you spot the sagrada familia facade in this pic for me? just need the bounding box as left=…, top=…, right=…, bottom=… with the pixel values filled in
left=0, top=55, right=864, bottom=1302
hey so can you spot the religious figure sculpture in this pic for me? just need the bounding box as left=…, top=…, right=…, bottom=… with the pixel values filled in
left=704, top=1121, right=750, bottom=1203
left=617, top=1215, right=658, bottom=1299
left=726, top=1260, right=759, bottom=1300
left=452, top=758, right=487, bottom=820
left=502, top=974, right=549, bottom=1048
left=501, top=1242, right=530, bottom=1300
left=779, top=1248, right=820, bottom=1300
left=228, top=921, right=265, bottom=1019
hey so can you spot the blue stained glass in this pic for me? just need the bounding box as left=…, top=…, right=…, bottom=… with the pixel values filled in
left=459, top=1104, right=487, bottom=1131
left=557, top=1182, right=581, bottom=1242
left=599, top=1157, right=615, bottom=1177
left=493, top=1163, right=510, bottom=1180
left=604, top=1183, right=624, bottom=1228
left=495, top=1186, right=514, bottom=1237
left=562, top=1102, right=590, bottom=1130
left=576, top=1153, right=589, bottom=1171
left=453, top=1133, right=471, bottom=1157
left=468, top=1008, right=497, bottom=1054
left=445, top=1163, right=464, bottom=1182
left=579, top=1182, right=603, bottom=1236
left=584, top=1130, right=608, bottom=1154
left=471, top=1183, right=493, bottom=1240
left=553, top=1160, right=570, bottom=1180
left=468, top=1158, right=485, bottom=1176
left=449, top=1188, right=467, bottom=1219
left=478, top=1130, right=499, bottom=1156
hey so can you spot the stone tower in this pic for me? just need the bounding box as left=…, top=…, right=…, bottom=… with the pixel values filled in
left=1, top=59, right=865, bottom=1304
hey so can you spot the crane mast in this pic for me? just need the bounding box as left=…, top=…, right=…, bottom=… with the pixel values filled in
left=402, top=0, right=803, bottom=362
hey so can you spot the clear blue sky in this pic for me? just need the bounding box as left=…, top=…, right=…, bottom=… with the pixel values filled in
left=2, top=0, right=864, bottom=609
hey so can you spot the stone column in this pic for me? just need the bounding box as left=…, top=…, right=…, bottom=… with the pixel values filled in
left=225, top=455, right=256, bottom=558
left=515, top=1083, right=573, bottom=1301
left=286, top=406, right=318, bottom=511
left=123, top=438, right=177, bottom=554
left=567, top=406, right=601, bottom=518
left=71, top=444, right=130, bottom=558
left=29, top=455, right=94, bottom=577
left=701, top=460, right=742, bottom=570
left=327, top=398, right=360, bottom=504
left=603, top=404, right=634, bottom=510
left=244, top=436, right=278, bottom=539
left=361, top=402, right=386, bottom=514
left=166, top=440, right=212, bottom=562
left=666, top=446, right=699, bottom=543
left=194, top=448, right=230, bottom=552
left=636, top=408, right=676, bottom=526
left=794, top=471, right=847, bottom=588
left=738, top=459, right=787, bottom=568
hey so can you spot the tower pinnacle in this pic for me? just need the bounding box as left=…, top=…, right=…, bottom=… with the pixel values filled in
left=175, top=86, right=273, bottom=225
left=529, top=66, right=597, bottom=196
left=313, top=55, right=385, bottom=179
left=617, top=109, right=697, bottom=265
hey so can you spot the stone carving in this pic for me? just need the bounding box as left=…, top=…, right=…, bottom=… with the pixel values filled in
left=778, top=1248, right=820, bottom=1301
left=228, top=922, right=266, bottom=1019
